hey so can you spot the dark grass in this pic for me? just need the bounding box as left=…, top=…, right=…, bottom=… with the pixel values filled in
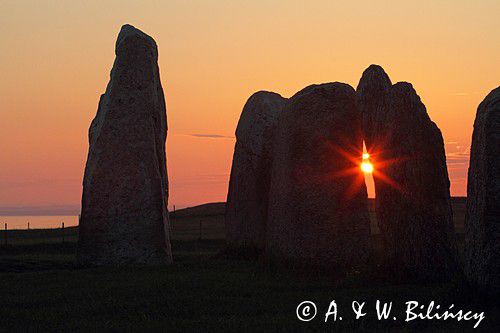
left=1, top=241, right=498, bottom=332
left=0, top=199, right=498, bottom=332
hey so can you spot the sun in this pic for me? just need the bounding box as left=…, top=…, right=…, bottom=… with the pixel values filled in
left=361, top=161, right=374, bottom=173
left=361, top=153, right=374, bottom=173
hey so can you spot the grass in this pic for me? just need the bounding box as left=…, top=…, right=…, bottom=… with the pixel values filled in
left=0, top=199, right=498, bottom=332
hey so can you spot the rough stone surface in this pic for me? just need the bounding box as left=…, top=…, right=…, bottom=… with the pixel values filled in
left=357, top=65, right=458, bottom=280
left=356, top=65, right=392, bottom=150
left=225, top=91, right=287, bottom=251
left=78, top=24, right=172, bottom=265
left=266, top=83, right=371, bottom=267
left=465, top=87, right=500, bottom=296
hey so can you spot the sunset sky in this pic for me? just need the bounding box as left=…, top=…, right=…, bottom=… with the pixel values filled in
left=1, top=0, right=499, bottom=213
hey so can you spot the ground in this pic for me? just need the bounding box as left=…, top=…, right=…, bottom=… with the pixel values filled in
left=0, top=199, right=498, bottom=332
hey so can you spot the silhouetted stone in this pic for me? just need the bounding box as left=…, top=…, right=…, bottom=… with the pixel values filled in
left=266, top=83, right=371, bottom=267
left=357, top=64, right=392, bottom=150
left=225, top=91, right=287, bottom=252
left=465, top=87, right=500, bottom=296
left=78, top=24, right=172, bottom=265
left=357, top=65, right=458, bottom=280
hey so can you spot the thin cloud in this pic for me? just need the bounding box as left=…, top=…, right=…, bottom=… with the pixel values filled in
left=189, top=133, right=234, bottom=139
left=446, top=158, right=469, bottom=165
left=451, top=177, right=467, bottom=182
left=446, top=152, right=470, bottom=165
left=0, top=204, right=80, bottom=216
left=446, top=149, right=470, bottom=157
left=445, top=144, right=470, bottom=170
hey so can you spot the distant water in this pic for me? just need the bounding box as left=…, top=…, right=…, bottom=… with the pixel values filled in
left=0, top=216, right=79, bottom=230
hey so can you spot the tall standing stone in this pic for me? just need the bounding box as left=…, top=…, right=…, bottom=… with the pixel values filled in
left=356, top=65, right=392, bottom=152
left=225, top=91, right=287, bottom=252
left=78, top=25, right=172, bottom=265
left=357, top=65, right=458, bottom=280
left=266, top=83, right=371, bottom=267
left=465, top=87, right=500, bottom=296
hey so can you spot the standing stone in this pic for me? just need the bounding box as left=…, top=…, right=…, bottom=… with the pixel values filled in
left=225, top=91, right=287, bottom=252
left=266, top=83, right=371, bottom=267
left=357, top=65, right=458, bottom=280
left=78, top=25, right=172, bottom=265
left=465, top=87, right=500, bottom=296
left=356, top=65, right=392, bottom=152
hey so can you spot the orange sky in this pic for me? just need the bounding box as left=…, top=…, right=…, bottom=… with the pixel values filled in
left=0, top=1, right=499, bottom=213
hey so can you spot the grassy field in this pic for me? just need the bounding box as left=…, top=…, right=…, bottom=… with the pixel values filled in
left=0, top=198, right=498, bottom=332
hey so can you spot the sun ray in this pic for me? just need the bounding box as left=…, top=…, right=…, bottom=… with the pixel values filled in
left=372, top=169, right=404, bottom=193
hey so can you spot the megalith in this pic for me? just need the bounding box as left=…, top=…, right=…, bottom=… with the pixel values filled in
left=357, top=65, right=458, bottom=280
left=266, top=83, right=371, bottom=267
left=78, top=24, right=172, bottom=265
left=225, top=91, right=287, bottom=252
left=465, top=86, right=500, bottom=296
